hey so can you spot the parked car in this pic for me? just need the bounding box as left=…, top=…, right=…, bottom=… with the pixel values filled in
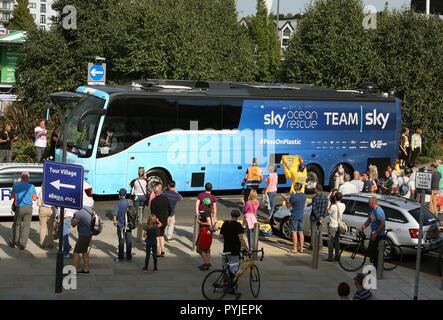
left=0, top=163, right=94, bottom=217
left=270, top=193, right=441, bottom=254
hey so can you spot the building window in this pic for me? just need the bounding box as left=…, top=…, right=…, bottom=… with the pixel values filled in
left=3, top=12, right=10, bottom=20
left=40, top=15, right=46, bottom=24
left=29, top=2, right=36, bottom=8
left=2, top=1, right=11, bottom=10
left=283, top=27, right=291, bottom=37
left=40, top=4, right=46, bottom=13
left=282, top=38, right=289, bottom=47
left=40, top=25, right=46, bottom=30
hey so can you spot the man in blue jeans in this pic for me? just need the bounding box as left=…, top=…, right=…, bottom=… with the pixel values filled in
left=9, top=172, right=37, bottom=250
left=283, top=183, right=307, bottom=254
left=361, top=197, right=386, bottom=268
left=112, top=188, right=132, bottom=262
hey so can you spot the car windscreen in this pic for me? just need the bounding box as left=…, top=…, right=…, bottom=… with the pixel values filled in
left=408, top=208, right=438, bottom=226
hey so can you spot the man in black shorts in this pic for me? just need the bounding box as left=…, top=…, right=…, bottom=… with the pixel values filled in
left=220, top=210, right=250, bottom=297
left=71, top=206, right=93, bottom=275
left=150, top=182, right=172, bottom=258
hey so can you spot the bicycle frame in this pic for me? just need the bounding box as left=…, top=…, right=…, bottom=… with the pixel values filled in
left=225, top=249, right=264, bottom=285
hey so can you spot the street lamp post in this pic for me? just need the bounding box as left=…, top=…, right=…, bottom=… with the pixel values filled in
left=426, top=0, right=431, bottom=15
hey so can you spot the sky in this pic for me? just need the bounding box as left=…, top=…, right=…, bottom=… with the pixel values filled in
left=236, top=0, right=411, bottom=17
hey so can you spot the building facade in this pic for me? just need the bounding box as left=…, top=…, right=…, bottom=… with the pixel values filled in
left=240, top=17, right=299, bottom=52
left=0, top=0, right=57, bottom=30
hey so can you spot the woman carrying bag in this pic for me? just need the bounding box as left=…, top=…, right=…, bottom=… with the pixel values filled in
left=324, top=192, right=346, bottom=262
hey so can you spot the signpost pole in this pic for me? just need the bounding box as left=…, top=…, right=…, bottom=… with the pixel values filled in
left=413, top=190, right=426, bottom=300
left=55, top=111, right=68, bottom=293
left=412, top=168, right=433, bottom=300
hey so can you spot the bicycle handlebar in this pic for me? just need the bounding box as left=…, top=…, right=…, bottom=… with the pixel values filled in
left=240, top=248, right=264, bottom=261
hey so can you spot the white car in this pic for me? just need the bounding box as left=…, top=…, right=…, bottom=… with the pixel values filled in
left=270, top=193, right=441, bottom=254
left=0, top=163, right=94, bottom=217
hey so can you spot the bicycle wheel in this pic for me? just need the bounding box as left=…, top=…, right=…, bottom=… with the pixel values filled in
left=201, top=270, right=230, bottom=300
left=250, top=264, right=260, bottom=298
left=383, top=240, right=403, bottom=271
left=339, top=245, right=366, bottom=272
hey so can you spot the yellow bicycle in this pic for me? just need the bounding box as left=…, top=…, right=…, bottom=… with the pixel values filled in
left=201, top=248, right=264, bottom=300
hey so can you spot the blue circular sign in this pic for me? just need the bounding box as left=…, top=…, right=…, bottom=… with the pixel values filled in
left=89, top=64, right=105, bottom=81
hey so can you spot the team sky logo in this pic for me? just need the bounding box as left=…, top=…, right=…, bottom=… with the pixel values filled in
left=264, top=108, right=390, bottom=130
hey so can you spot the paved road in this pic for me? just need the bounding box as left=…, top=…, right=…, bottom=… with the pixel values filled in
left=92, top=194, right=442, bottom=278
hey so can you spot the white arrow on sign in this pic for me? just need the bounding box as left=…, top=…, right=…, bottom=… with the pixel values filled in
left=90, top=68, right=104, bottom=77
left=50, top=180, right=76, bottom=190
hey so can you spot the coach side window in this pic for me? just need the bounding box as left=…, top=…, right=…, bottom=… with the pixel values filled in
left=222, top=100, right=243, bottom=130
left=98, top=98, right=177, bottom=158
left=177, top=99, right=222, bottom=130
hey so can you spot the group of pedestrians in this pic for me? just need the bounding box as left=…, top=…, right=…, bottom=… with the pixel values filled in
left=399, top=127, right=423, bottom=168
left=112, top=168, right=183, bottom=273
left=7, top=170, right=94, bottom=274
left=0, top=120, right=59, bottom=163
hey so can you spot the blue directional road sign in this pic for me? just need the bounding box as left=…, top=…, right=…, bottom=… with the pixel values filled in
left=88, top=63, right=105, bottom=82
left=43, top=161, right=84, bottom=210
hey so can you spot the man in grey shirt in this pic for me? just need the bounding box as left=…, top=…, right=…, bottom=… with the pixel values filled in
left=71, top=206, right=93, bottom=275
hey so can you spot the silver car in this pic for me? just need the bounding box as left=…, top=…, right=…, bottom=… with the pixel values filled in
left=270, top=193, right=440, bottom=254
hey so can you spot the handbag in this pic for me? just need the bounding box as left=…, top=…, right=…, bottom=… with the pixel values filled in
left=336, top=204, right=348, bottom=235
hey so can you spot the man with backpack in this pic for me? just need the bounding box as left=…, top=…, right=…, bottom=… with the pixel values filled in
left=112, top=188, right=136, bottom=262
left=397, top=168, right=415, bottom=199
left=71, top=206, right=94, bottom=275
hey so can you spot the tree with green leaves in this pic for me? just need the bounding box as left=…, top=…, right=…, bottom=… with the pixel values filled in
left=283, top=0, right=443, bottom=155
left=248, top=0, right=281, bottom=82
left=15, top=0, right=256, bottom=114
left=284, top=0, right=378, bottom=88
left=8, top=0, right=36, bottom=32
left=373, top=9, right=443, bottom=155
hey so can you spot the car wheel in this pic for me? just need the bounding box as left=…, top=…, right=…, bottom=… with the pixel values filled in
left=305, top=165, right=323, bottom=194
left=146, top=169, right=169, bottom=192
left=280, top=217, right=292, bottom=240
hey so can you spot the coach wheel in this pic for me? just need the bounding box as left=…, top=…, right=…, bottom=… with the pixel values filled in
left=329, top=164, right=353, bottom=190
left=305, top=165, right=324, bottom=194
left=146, top=169, right=169, bottom=192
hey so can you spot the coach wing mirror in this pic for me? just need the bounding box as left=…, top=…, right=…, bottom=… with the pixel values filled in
left=49, top=92, right=85, bottom=115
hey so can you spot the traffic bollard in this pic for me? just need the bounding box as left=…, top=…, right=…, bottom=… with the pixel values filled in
left=193, top=213, right=199, bottom=252
left=311, top=230, right=320, bottom=269
left=252, top=223, right=260, bottom=260
left=377, top=240, right=385, bottom=280
left=136, top=207, right=144, bottom=243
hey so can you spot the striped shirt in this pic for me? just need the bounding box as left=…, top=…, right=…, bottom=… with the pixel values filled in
left=352, top=289, right=372, bottom=300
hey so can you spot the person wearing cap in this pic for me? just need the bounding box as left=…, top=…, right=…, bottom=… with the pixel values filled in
left=112, top=188, right=133, bottom=262
left=9, top=172, right=37, bottom=250
left=352, top=273, right=372, bottom=300
left=197, top=197, right=214, bottom=270
left=220, top=209, right=251, bottom=294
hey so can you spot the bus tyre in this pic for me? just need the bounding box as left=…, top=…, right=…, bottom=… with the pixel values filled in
left=305, top=165, right=323, bottom=194
left=146, top=170, right=169, bottom=192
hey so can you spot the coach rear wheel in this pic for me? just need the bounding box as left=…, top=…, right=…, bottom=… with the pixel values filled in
left=305, top=165, right=324, bottom=194
left=146, top=169, right=169, bottom=192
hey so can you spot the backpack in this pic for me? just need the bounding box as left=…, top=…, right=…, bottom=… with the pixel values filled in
left=399, top=178, right=410, bottom=196
left=86, top=207, right=103, bottom=236
left=126, top=199, right=138, bottom=230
